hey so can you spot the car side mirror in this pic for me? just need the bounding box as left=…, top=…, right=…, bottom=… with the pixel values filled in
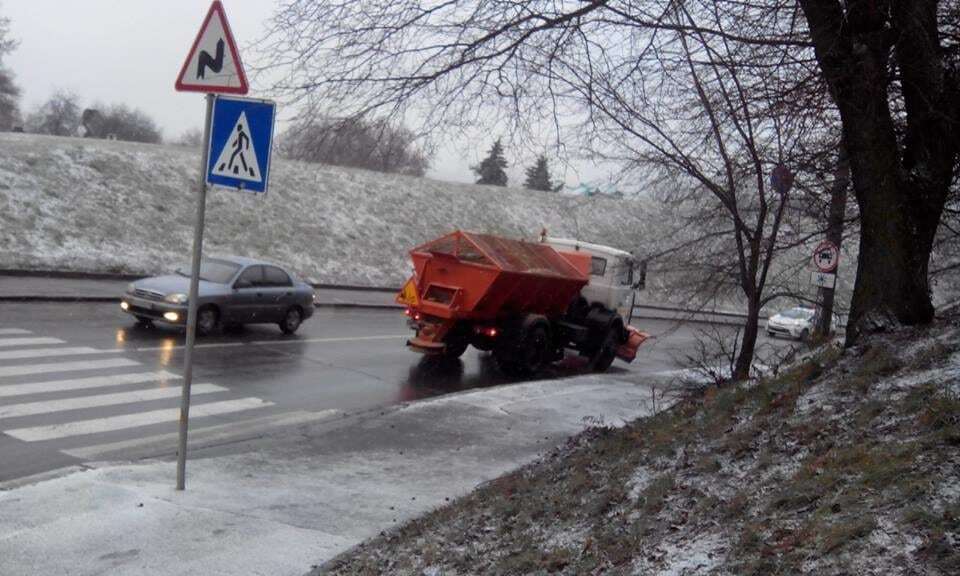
left=234, top=279, right=252, bottom=289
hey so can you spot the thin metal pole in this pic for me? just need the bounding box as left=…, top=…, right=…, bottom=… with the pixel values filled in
left=177, top=93, right=215, bottom=491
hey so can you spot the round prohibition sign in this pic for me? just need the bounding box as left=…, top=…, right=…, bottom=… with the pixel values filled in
left=812, top=240, right=839, bottom=273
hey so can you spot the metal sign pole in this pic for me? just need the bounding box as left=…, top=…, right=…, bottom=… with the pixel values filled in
left=177, top=93, right=215, bottom=491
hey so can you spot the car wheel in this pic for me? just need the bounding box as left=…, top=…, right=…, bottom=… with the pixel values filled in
left=767, top=330, right=775, bottom=338
left=134, top=315, right=153, bottom=328
left=279, top=307, right=303, bottom=335
left=196, top=306, right=219, bottom=336
left=799, top=328, right=810, bottom=342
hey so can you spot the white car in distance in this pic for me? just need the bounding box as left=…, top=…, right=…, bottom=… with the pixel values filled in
left=766, top=306, right=816, bottom=340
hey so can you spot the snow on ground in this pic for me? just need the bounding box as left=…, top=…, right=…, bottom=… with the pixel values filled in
left=0, top=133, right=649, bottom=286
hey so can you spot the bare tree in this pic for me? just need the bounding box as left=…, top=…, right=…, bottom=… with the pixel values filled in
left=280, top=116, right=429, bottom=176
left=262, top=1, right=951, bottom=351
left=797, top=1, right=960, bottom=343
left=26, top=90, right=81, bottom=137
left=0, top=12, right=20, bottom=131
left=174, top=127, right=205, bottom=148
left=83, top=103, right=162, bottom=143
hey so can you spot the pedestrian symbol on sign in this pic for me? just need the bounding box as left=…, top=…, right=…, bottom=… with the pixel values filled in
left=211, top=112, right=261, bottom=181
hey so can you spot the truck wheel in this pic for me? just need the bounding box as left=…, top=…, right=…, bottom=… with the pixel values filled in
left=443, top=340, right=468, bottom=359
left=590, top=326, right=618, bottom=373
left=517, top=325, right=549, bottom=375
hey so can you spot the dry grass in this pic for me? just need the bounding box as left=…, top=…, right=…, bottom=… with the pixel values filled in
left=319, top=324, right=960, bottom=576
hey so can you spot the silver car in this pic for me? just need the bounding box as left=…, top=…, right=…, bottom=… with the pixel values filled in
left=121, top=256, right=315, bottom=335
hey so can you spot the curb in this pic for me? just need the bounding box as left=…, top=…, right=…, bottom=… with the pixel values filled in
left=0, top=269, right=401, bottom=293
left=0, top=295, right=402, bottom=310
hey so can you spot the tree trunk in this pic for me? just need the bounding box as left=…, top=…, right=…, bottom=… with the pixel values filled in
left=799, top=0, right=958, bottom=346
left=733, top=295, right=760, bottom=381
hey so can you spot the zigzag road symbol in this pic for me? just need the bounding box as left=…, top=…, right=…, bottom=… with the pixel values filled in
left=197, top=38, right=225, bottom=79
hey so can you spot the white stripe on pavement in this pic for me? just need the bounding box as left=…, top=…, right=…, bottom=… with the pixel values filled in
left=5, top=397, right=274, bottom=441
left=61, top=409, right=341, bottom=459
left=0, top=383, right=226, bottom=419
left=132, top=335, right=408, bottom=352
left=0, top=329, right=31, bottom=336
left=0, top=370, right=181, bottom=398
left=248, top=335, right=409, bottom=345
left=0, top=358, right=140, bottom=378
left=0, top=346, right=121, bottom=361
left=0, top=337, right=66, bottom=348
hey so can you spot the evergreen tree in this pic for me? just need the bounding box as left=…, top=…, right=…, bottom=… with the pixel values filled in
left=472, top=138, right=508, bottom=186
left=523, top=155, right=555, bottom=191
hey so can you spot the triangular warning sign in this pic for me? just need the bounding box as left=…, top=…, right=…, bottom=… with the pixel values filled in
left=175, top=1, right=248, bottom=94
left=211, top=112, right=262, bottom=183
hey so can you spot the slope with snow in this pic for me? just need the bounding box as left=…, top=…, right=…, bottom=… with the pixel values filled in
left=0, top=133, right=647, bottom=286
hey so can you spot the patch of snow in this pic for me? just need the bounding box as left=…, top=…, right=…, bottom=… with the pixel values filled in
left=631, top=530, right=726, bottom=575
left=0, top=133, right=648, bottom=287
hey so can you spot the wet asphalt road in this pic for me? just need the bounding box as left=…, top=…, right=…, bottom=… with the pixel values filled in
left=0, top=301, right=794, bottom=482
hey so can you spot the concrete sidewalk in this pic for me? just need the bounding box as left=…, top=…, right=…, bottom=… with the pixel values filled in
left=0, top=274, right=399, bottom=308
left=0, top=373, right=674, bottom=576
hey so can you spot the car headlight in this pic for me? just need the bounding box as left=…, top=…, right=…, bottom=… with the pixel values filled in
left=127, top=282, right=136, bottom=294
left=164, top=293, right=188, bottom=304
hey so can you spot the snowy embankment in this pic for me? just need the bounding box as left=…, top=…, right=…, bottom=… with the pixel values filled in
left=323, top=320, right=960, bottom=574
left=0, top=133, right=647, bottom=286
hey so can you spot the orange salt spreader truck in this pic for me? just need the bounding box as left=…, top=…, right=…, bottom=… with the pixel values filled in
left=396, top=230, right=649, bottom=375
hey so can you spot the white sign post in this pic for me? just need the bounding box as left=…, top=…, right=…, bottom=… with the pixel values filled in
left=173, top=1, right=249, bottom=491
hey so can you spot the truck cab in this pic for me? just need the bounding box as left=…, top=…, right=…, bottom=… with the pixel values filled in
left=541, top=236, right=639, bottom=321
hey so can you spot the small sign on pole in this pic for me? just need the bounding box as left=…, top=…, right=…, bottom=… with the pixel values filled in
left=206, top=96, right=276, bottom=194
left=811, top=270, right=837, bottom=289
left=812, top=240, right=840, bottom=273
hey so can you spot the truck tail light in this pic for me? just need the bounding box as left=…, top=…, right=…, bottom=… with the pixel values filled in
left=475, top=326, right=498, bottom=338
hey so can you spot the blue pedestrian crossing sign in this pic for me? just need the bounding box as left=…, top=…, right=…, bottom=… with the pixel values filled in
left=206, top=95, right=276, bottom=194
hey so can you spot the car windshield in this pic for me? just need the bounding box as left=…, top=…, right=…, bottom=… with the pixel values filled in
left=780, top=307, right=814, bottom=319
left=176, top=259, right=242, bottom=284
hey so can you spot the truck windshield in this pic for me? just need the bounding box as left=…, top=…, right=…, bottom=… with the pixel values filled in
left=616, top=260, right=634, bottom=285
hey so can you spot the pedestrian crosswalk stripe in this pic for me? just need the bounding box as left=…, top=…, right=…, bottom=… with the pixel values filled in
left=5, top=397, right=274, bottom=441
left=0, top=358, right=140, bottom=378
left=0, top=346, right=121, bottom=362
left=0, top=370, right=180, bottom=398
left=0, top=329, right=31, bottom=336
left=0, top=383, right=227, bottom=419
left=0, top=337, right=66, bottom=348
left=61, top=409, right=341, bottom=460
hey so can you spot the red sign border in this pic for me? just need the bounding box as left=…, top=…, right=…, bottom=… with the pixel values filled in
left=175, top=1, right=249, bottom=94
left=813, top=240, right=839, bottom=273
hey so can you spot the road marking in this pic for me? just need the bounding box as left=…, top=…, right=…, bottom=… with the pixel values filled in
left=0, top=329, right=31, bottom=336
left=130, top=335, right=408, bottom=352
left=0, top=337, right=66, bottom=348
left=5, top=397, right=274, bottom=441
left=0, top=358, right=140, bottom=379
left=61, top=409, right=341, bottom=459
left=0, top=346, right=121, bottom=361
left=248, top=335, right=409, bottom=345
left=0, top=370, right=181, bottom=398
left=0, top=383, right=226, bottom=419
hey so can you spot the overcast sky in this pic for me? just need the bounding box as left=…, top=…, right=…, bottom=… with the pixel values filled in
left=3, top=0, right=612, bottom=187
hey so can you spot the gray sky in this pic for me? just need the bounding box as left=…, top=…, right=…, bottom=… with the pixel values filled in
left=3, top=0, right=611, bottom=186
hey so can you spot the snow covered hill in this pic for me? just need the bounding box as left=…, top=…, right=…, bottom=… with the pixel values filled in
left=0, top=133, right=648, bottom=286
